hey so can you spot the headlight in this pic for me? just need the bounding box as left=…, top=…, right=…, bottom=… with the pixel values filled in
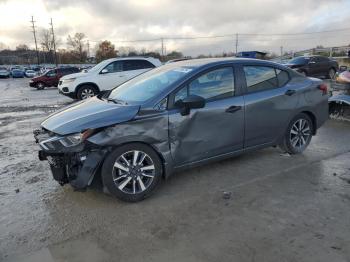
left=62, top=78, right=76, bottom=83
left=60, top=133, right=82, bottom=147
left=59, top=129, right=96, bottom=147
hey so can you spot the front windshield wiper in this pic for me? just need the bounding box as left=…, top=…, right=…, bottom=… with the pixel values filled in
left=107, top=98, right=128, bottom=105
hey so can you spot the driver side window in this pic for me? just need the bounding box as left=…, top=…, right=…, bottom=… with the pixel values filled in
left=103, top=61, right=123, bottom=73
left=46, top=70, right=57, bottom=77
left=175, top=67, right=235, bottom=103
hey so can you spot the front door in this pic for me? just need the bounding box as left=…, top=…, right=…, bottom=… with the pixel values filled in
left=168, top=66, right=244, bottom=166
left=97, top=61, right=125, bottom=90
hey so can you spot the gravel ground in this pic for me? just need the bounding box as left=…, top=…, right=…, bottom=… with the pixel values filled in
left=0, top=78, right=350, bottom=262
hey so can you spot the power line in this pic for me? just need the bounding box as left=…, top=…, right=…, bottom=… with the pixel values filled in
left=87, top=27, right=350, bottom=44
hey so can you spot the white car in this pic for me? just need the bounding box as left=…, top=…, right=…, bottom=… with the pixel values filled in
left=0, top=67, right=10, bottom=78
left=25, top=70, right=36, bottom=78
left=58, top=57, right=162, bottom=100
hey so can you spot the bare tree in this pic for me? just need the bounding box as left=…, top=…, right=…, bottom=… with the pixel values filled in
left=67, top=33, right=87, bottom=62
left=40, top=29, right=54, bottom=52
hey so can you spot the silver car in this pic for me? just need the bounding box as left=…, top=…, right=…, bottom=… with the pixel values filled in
left=35, top=58, right=329, bottom=202
left=0, top=67, right=10, bottom=78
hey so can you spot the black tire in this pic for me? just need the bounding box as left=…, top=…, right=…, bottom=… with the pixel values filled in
left=77, top=85, right=97, bottom=100
left=327, top=68, right=336, bottom=79
left=36, top=82, right=45, bottom=90
left=279, top=113, right=313, bottom=154
left=101, top=143, right=163, bottom=202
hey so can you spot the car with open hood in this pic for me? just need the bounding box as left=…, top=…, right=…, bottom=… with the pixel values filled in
left=34, top=58, right=328, bottom=202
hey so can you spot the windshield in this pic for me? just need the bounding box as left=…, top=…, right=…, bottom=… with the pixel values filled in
left=109, top=66, right=193, bottom=103
left=289, top=57, right=310, bottom=64
left=86, top=60, right=109, bottom=72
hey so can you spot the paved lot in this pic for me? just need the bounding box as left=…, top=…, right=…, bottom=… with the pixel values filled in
left=0, top=78, right=350, bottom=262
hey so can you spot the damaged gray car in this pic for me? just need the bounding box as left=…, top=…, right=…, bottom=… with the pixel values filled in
left=34, top=58, right=329, bottom=202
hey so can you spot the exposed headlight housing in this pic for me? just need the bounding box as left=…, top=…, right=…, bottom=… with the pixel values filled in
left=40, top=129, right=96, bottom=150
left=60, top=129, right=96, bottom=147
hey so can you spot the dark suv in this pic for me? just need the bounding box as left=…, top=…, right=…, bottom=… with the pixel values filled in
left=29, top=67, right=80, bottom=90
left=285, top=56, right=338, bottom=79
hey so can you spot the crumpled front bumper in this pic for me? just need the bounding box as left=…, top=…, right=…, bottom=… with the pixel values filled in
left=34, top=128, right=107, bottom=190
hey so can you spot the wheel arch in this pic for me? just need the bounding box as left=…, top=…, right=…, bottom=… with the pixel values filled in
left=75, top=82, right=100, bottom=94
left=102, top=141, right=169, bottom=179
left=300, top=110, right=317, bottom=135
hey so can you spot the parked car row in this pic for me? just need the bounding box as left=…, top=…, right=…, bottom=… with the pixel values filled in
left=0, top=66, right=41, bottom=78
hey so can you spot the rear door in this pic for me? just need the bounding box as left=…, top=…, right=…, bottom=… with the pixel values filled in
left=122, top=60, right=156, bottom=82
left=168, top=66, right=244, bottom=166
left=241, top=65, right=299, bottom=147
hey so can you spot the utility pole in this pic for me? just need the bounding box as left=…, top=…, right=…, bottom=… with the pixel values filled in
left=235, top=33, right=239, bottom=55
left=87, top=40, right=90, bottom=58
left=30, top=16, right=40, bottom=65
left=161, top=38, right=164, bottom=59
left=280, top=46, right=283, bottom=62
left=49, top=18, right=58, bottom=67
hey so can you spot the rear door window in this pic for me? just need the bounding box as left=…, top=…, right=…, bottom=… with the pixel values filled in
left=243, top=66, right=278, bottom=93
left=276, top=69, right=290, bottom=87
left=123, top=60, right=155, bottom=71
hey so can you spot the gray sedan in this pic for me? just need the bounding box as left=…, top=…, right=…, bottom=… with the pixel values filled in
left=34, top=58, right=329, bottom=202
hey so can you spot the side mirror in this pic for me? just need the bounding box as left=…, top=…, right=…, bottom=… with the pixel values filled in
left=101, top=68, right=109, bottom=74
left=175, top=95, right=205, bottom=116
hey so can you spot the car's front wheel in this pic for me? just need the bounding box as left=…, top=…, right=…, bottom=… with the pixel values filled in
left=279, top=113, right=313, bottom=154
left=36, top=82, right=45, bottom=90
left=77, top=85, right=97, bottom=100
left=101, top=143, right=163, bottom=202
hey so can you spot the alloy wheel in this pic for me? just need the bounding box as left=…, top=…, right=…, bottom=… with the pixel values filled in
left=81, top=88, right=95, bottom=99
left=289, top=119, right=311, bottom=149
left=112, top=150, right=155, bottom=194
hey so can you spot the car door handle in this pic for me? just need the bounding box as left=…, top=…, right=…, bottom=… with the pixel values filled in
left=285, top=89, right=296, bottom=96
left=225, top=105, right=242, bottom=113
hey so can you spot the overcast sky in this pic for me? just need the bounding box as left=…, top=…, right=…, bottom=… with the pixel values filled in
left=1, top=0, right=350, bottom=56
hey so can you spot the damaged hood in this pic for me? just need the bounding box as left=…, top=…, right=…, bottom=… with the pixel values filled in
left=41, top=97, right=140, bottom=135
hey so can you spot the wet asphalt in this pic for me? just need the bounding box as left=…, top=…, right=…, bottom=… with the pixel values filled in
left=0, top=78, right=349, bottom=262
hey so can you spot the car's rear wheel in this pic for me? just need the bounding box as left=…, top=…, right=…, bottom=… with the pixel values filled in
left=77, top=85, right=97, bottom=100
left=279, top=113, right=313, bottom=154
left=36, top=82, right=45, bottom=90
left=101, top=143, right=162, bottom=202
left=328, top=68, right=336, bottom=79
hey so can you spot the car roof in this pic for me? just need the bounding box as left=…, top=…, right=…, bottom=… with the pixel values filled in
left=160, top=57, right=283, bottom=70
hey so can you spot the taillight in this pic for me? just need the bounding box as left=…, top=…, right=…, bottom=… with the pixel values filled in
left=318, top=83, right=328, bottom=95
